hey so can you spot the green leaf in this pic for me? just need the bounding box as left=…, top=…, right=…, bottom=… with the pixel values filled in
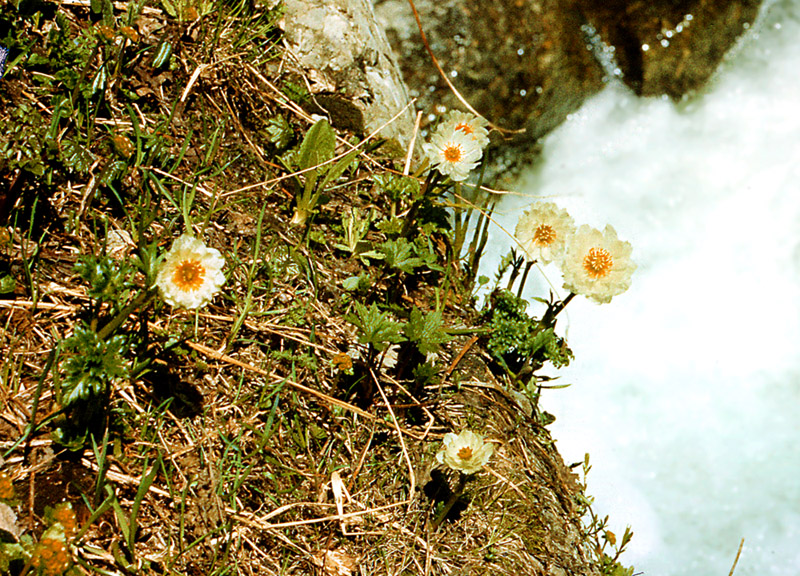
left=379, top=238, right=424, bottom=274
left=60, top=325, right=130, bottom=406
left=60, top=140, right=95, bottom=174
left=0, top=275, right=16, bottom=294
left=264, top=115, right=293, bottom=149
left=320, top=148, right=358, bottom=190
left=298, top=118, right=335, bottom=171
left=346, top=302, right=405, bottom=352
left=342, top=276, right=361, bottom=291
left=403, top=307, right=451, bottom=355
left=374, top=173, right=421, bottom=201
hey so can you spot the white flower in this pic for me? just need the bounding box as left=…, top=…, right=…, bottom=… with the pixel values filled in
left=440, top=110, right=490, bottom=148
left=156, top=233, right=225, bottom=309
left=436, top=429, right=494, bottom=475
left=514, top=201, right=575, bottom=264
left=562, top=224, right=636, bottom=304
left=424, top=129, right=483, bottom=181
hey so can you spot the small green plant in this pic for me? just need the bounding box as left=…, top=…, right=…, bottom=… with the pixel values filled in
left=287, top=118, right=358, bottom=226
left=74, top=253, right=138, bottom=312
left=483, top=290, right=573, bottom=377
left=577, top=455, right=636, bottom=576
left=346, top=301, right=405, bottom=364
left=334, top=207, right=379, bottom=261
left=52, top=324, right=130, bottom=448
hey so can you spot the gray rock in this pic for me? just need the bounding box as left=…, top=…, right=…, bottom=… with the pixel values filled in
left=283, top=0, right=418, bottom=156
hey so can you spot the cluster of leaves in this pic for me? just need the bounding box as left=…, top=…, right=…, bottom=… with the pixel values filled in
left=485, top=291, right=572, bottom=368
left=74, top=253, right=139, bottom=311
left=347, top=303, right=450, bottom=360
left=52, top=323, right=131, bottom=448
left=481, top=289, right=573, bottom=402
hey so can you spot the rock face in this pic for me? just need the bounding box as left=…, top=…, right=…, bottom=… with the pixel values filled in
left=575, top=0, right=763, bottom=99
left=283, top=0, right=417, bottom=156
left=373, top=0, right=605, bottom=145
left=374, top=0, right=763, bottom=154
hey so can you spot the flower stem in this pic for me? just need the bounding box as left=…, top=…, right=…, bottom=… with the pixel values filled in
left=541, top=292, right=576, bottom=328
left=97, top=287, right=158, bottom=341
left=516, top=260, right=535, bottom=299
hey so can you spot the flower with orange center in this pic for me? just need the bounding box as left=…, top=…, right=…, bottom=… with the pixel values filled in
left=514, top=201, right=575, bottom=264
left=440, top=110, right=490, bottom=148
left=156, top=234, right=225, bottom=309
left=436, top=429, right=494, bottom=475
left=424, top=128, right=483, bottom=182
left=562, top=224, right=636, bottom=304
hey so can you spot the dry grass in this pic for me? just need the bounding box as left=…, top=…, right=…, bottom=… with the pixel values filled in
left=0, top=2, right=627, bottom=575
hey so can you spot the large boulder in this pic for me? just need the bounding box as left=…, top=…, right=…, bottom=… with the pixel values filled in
left=283, top=0, right=418, bottom=156
left=575, top=0, right=763, bottom=99
left=373, top=0, right=763, bottom=160
left=373, top=0, right=605, bottom=146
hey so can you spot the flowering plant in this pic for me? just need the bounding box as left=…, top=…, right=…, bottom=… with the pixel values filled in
left=512, top=204, right=635, bottom=305
left=424, top=111, right=488, bottom=182
left=436, top=429, right=494, bottom=475
left=561, top=224, right=636, bottom=304
left=439, top=110, right=490, bottom=148
left=155, top=233, right=226, bottom=309
left=514, top=201, right=576, bottom=264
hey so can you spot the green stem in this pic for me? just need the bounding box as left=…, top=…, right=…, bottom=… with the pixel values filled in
left=541, top=292, right=576, bottom=328
left=516, top=261, right=535, bottom=299
left=97, top=287, right=158, bottom=341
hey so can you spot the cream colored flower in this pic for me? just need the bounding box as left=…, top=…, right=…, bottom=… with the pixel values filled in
left=424, top=129, right=483, bottom=182
left=440, top=110, right=490, bottom=148
left=562, top=224, right=636, bottom=304
left=514, top=201, right=575, bottom=264
left=156, top=233, right=225, bottom=309
left=436, top=429, right=494, bottom=475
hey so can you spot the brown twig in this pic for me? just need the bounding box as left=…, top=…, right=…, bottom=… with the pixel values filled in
left=405, top=0, right=524, bottom=135
left=443, top=334, right=479, bottom=380
left=728, top=538, right=745, bottom=576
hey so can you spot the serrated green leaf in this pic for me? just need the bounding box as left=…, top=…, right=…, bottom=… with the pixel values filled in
left=374, top=173, right=421, bottom=201
left=403, top=307, right=451, bottom=355
left=380, top=238, right=424, bottom=274
left=264, top=115, right=293, bottom=149
left=346, top=301, right=405, bottom=352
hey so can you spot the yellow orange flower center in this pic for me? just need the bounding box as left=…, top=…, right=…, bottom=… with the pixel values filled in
left=583, top=247, right=614, bottom=279
left=457, top=446, right=474, bottom=460
left=455, top=122, right=474, bottom=135
left=172, top=259, right=206, bottom=291
left=443, top=143, right=464, bottom=163
left=533, top=224, right=557, bottom=246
